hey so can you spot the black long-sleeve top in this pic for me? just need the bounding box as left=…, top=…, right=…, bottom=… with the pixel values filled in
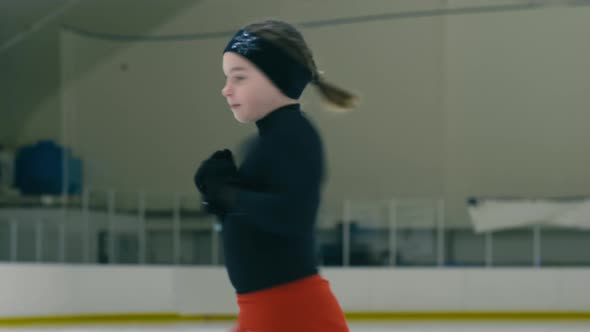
left=222, top=103, right=324, bottom=294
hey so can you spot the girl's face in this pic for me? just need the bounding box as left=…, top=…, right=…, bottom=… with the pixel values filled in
left=222, top=52, right=292, bottom=123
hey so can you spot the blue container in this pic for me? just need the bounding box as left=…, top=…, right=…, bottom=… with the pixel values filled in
left=14, top=140, right=83, bottom=195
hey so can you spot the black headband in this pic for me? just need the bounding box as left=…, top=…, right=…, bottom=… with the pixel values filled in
left=223, top=29, right=312, bottom=99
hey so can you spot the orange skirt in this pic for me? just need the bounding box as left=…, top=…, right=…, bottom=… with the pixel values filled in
left=233, top=274, right=349, bottom=332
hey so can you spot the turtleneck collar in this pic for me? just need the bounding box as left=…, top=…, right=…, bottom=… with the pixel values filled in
left=255, top=103, right=302, bottom=134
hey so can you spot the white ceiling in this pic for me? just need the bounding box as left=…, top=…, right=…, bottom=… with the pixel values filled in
left=0, top=0, right=200, bottom=53
left=0, top=0, right=69, bottom=48
left=3, top=0, right=589, bottom=52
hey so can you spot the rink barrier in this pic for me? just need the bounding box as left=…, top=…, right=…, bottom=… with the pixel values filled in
left=3, top=265, right=590, bottom=326
left=1, top=312, right=590, bottom=327
left=0, top=313, right=232, bottom=327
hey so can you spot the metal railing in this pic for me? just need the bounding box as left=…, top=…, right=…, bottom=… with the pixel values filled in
left=1, top=190, right=589, bottom=267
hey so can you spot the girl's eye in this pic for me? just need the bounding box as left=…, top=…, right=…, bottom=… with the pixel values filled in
left=234, top=76, right=246, bottom=82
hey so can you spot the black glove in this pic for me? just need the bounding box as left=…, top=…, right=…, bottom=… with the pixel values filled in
left=194, top=149, right=236, bottom=192
left=194, top=149, right=239, bottom=214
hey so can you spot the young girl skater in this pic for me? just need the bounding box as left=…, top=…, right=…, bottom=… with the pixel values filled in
left=194, top=19, right=357, bottom=332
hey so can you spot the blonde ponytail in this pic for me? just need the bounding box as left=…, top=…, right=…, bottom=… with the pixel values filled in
left=311, top=74, right=358, bottom=111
